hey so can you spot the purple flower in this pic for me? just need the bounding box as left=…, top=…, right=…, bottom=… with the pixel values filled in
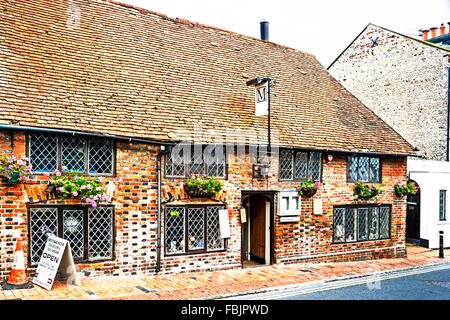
left=57, top=187, right=64, bottom=192
left=72, top=191, right=78, bottom=197
left=96, top=187, right=102, bottom=191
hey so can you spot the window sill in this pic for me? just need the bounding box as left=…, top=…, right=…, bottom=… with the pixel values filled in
left=164, top=249, right=227, bottom=257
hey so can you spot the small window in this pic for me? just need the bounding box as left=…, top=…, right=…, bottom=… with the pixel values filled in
left=28, top=133, right=114, bottom=175
left=279, top=149, right=322, bottom=181
left=165, top=205, right=226, bottom=255
left=333, top=205, right=390, bottom=243
left=28, top=205, right=115, bottom=265
left=278, top=191, right=301, bottom=216
left=439, top=190, right=446, bottom=221
left=348, top=156, right=381, bottom=183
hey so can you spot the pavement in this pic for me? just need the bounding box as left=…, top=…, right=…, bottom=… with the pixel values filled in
left=0, top=244, right=449, bottom=300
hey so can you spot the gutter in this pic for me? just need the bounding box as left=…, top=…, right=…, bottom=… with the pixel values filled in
left=0, top=124, right=176, bottom=146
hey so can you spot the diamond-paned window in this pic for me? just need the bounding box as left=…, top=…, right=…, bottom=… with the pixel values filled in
left=165, top=205, right=226, bottom=255
left=348, top=156, right=381, bottom=183
left=61, top=136, right=86, bottom=172
left=88, top=139, right=113, bottom=174
left=29, top=133, right=114, bottom=175
left=280, top=149, right=322, bottom=181
left=88, top=207, right=114, bottom=260
left=29, top=134, right=58, bottom=172
left=29, top=207, right=58, bottom=264
left=165, top=145, right=226, bottom=178
left=28, top=206, right=114, bottom=265
left=333, top=205, right=390, bottom=243
left=63, top=209, right=84, bottom=259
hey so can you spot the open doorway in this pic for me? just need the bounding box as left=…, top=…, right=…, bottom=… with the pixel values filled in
left=241, top=191, right=274, bottom=268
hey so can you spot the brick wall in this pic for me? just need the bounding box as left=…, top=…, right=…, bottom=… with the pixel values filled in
left=0, top=130, right=408, bottom=279
left=329, top=24, right=450, bottom=160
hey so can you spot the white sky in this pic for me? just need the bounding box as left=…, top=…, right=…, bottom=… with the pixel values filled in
left=117, top=0, right=450, bottom=67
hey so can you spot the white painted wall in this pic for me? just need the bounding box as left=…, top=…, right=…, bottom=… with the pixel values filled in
left=408, top=159, right=450, bottom=248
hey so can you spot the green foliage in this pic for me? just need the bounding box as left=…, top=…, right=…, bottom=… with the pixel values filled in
left=0, top=155, right=32, bottom=182
left=185, top=175, right=224, bottom=197
left=395, top=181, right=419, bottom=197
left=47, top=169, right=110, bottom=207
left=353, top=181, right=384, bottom=200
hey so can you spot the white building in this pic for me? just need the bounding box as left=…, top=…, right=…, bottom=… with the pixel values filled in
left=328, top=23, right=450, bottom=248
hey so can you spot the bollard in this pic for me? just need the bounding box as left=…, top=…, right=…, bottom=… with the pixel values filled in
left=439, top=231, right=444, bottom=258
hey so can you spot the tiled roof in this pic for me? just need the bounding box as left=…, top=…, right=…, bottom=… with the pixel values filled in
left=0, top=0, right=415, bottom=155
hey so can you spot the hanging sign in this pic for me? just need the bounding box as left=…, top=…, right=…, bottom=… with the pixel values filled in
left=32, top=235, right=79, bottom=290
left=218, top=209, right=231, bottom=238
left=254, top=81, right=269, bottom=116
left=240, top=208, right=247, bottom=223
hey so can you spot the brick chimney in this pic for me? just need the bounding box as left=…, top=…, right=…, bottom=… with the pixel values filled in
left=440, top=23, right=446, bottom=36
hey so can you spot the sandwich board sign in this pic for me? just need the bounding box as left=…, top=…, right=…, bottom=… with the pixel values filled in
left=32, top=235, right=79, bottom=290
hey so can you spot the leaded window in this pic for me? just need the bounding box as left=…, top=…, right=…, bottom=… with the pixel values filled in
left=28, top=205, right=114, bottom=264
left=348, top=156, right=381, bottom=183
left=333, top=205, right=390, bottom=243
left=165, top=145, right=226, bottom=178
left=165, top=205, right=226, bottom=255
left=28, top=133, right=114, bottom=175
left=279, top=149, right=322, bottom=181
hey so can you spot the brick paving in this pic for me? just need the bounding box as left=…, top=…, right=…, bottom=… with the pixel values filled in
left=1, top=244, right=449, bottom=300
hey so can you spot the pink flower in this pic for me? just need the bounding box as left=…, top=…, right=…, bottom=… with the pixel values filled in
left=57, top=187, right=64, bottom=192
left=62, top=166, right=68, bottom=171
left=44, top=172, right=51, bottom=177
left=96, top=187, right=102, bottom=191
left=72, top=191, right=78, bottom=197
left=56, top=171, right=61, bottom=176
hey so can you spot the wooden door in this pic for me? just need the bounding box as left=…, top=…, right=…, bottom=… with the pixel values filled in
left=250, top=195, right=266, bottom=263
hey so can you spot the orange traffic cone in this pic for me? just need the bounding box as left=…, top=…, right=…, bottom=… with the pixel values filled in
left=7, top=238, right=28, bottom=285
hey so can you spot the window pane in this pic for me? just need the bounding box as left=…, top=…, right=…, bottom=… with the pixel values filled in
left=368, top=207, right=379, bottom=240
left=61, top=136, right=86, bottom=172
left=279, top=149, right=293, bottom=180
left=357, top=208, right=368, bottom=240
left=189, top=145, right=205, bottom=176
left=205, top=146, right=225, bottom=178
left=333, top=208, right=345, bottom=243
left=188, top=208, right=205, bottom=250
left=281, top=197, right=290, bottom=211
left=440, top=190, right=446, bottom=221
left=88, top=139, right=113, bottom=174
left=294, top=151, right=308, bottom=179
left=358, top=157, right=369, bottom=181
left=88, top=207, right=113, bottom=260
left=379, top=207, right=390, bottom=238
left=29, top=133, right=58, bottom=172
left=348, top=156, right=358, bottom=181
left=308, top=152, right=321, bottom=180
left=345, top=208, right=357, bottom=242
left=369, top=158, right=380, bottom=182
left=292, top=196, right=300, bottom=210
left=207, top=206, right=224, bottom=250
left=62, top=209, right=84, bottom=259
left=29, top=207, right=58, bottom=264
left=166, top=147, right=185, bottom=177
left=165, top=207, right=185, bottom=254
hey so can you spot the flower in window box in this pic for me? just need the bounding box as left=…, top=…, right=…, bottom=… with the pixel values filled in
left=0, top=155, right=33, bottom=183
left=184, top=175, right=224, bottom=198
left=296, top=179, right=319, bottom=198
left=394, top=180, right=419, bottom=197
left=353, top=181, right=384, bottom=200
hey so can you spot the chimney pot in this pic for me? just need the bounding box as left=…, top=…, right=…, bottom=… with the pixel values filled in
left=448, top=22, right=450, bottom=34
left=430, top=27, right=437, bottom=38
left=260, top=20, right=269, bottom=41
left=440, top=23, right=445, bottom=36
left=422, top=29, right=429, bottom=41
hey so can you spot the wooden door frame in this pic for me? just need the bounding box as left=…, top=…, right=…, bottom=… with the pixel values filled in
left=240, top=190, right=275, bottom=267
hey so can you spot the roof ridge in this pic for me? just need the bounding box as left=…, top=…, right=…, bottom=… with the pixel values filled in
left=106, top=0, right=316, bottom=58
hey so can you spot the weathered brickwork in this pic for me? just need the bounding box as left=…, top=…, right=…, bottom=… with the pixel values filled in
left=329, top=24, right=450, bottom=160
left=0, top=130, right=408, bottom=279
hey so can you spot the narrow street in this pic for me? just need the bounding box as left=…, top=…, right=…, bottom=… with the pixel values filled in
left=224, top=263, right=450, bottom=300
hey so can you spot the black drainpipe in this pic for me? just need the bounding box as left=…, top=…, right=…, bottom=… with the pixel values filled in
left=447, top=66, right=450, bottom=161
left=156, top=146, right=172, bottom=273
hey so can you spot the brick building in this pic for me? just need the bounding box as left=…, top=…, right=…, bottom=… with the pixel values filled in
left=0, top=0, right=414, bottom=280
left=328, top=23, right=450, bottom=249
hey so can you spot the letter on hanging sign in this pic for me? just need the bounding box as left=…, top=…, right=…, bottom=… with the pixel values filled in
left=255, top=81, right=269, bottom=116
